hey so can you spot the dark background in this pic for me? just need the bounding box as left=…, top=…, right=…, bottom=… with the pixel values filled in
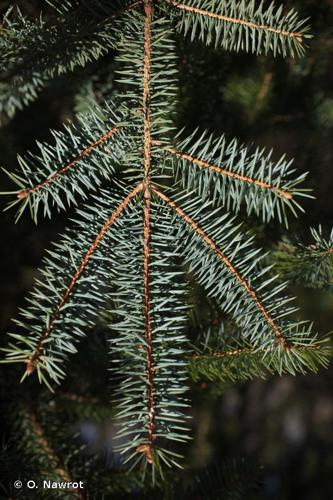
left=0, top=1, right=332, bottom=498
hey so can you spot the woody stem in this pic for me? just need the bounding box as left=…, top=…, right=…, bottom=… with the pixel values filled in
left=142, top=0, right=156, bottom=459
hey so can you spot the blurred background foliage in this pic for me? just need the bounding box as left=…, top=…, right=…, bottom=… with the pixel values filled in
left=0, top=0, right=332, bottom=499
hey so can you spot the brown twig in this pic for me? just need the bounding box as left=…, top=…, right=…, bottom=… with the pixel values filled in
left=26, top=183, right=143, bottom=375
left=152, top=185, right=291, bottom=351
left=142, top=187, right=155, bottom=461
left=137, top=0, right=156, bottom=465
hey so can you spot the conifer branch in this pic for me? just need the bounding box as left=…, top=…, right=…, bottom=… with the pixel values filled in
left=1, top=0, right=329, bottom=479
left=152, top=185, right=290, bottom=350
left=28, top=410, right=84, bottom=499
left=157, top=130, right=310, bottom=225
left=25, top=183, right=143, bottom=375
left=167, top=0, right=309, bottom=57
left=2, top=105, right=127, bottom=221
left=165, top=145, right=293, bottom=200
left=17, top=126, right=119, bottom=200
left=0, top=1, right=143, bottom=120
left=189, top=339, right=327, bottom=383
left=166, top=0, right=304, bottom=42
left=271, top=226, right=333, bottom=288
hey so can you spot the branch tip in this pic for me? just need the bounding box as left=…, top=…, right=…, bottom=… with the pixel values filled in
left=283, top=339, right=292, bottom=352
left=17, top=190, right=29, bottom=199
left=137, top=443, right=154, bottom=464
left=25, top=359, right=36, bottom=375
left=278, top=189, right=293, bottom=200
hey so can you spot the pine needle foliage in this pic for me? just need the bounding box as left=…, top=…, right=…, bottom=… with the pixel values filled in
left=189, top=325, right=329, bottom=384
left=0, top=1, right=130, bottom=120
left=0, top=379, right=262, bottom=498
left=1, top=389, right=146, bottom=499
left=166, top=0, right=310, bottom=56
left=271, top=226, right=333, bottom=289
left=0, top=0, right=330, bottom=478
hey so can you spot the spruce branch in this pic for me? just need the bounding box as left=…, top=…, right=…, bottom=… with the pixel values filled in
left=166, top=0, right=310, bottom=56
left=16, top=126, right=119, bottom=201
left=25, top=183, right=143, bottom=378
left=189, top=340, right=328, bottom=383
left=167, top=0, right=304, bottom=40
left=153, top=186, right=328, bottom=374
left=157, top=130, right=310, bottom=226
left=0, top=0, right=330, bottom=477
left=0, top=1, right=140, bottom=120
left=16, top=405, right=84, bottom=499
left=165, top=145, right=293, bottom=200
left=1, top=105, right=126, bottom=222
left=272, top=226, right=333, bottom=289
left=108, top=196, right=190, bottom=474
left=152, top=185, right=290, bottom=350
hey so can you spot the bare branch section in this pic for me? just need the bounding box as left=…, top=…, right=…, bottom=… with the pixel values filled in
left=29, top=410, right=84, bottom=499
left=166, top=145, right=293, bottom=200
left=17, top=126, right=119, bottom=199
left=152, top=185, right=290, bottom=350
left=167, top=0, right=304, bottom=42
left=26, top=183, right=143, bottom=375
